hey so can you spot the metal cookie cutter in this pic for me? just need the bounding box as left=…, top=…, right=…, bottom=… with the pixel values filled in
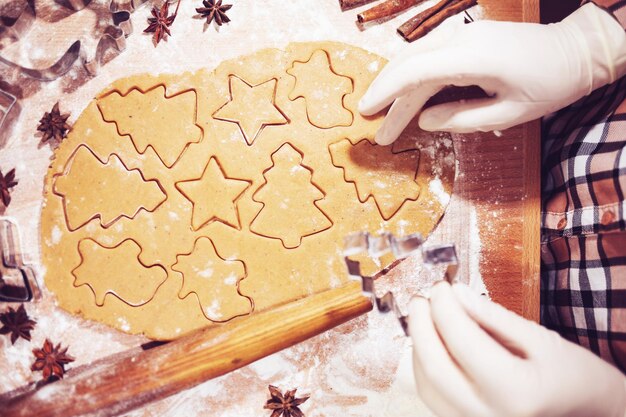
left=343, top=232, right=458, bottom=335
left=0, top=218, right=40, bottom=302
left=0, top=88, right=18, bottom=145
left=0, top=0, right=136, bottom=81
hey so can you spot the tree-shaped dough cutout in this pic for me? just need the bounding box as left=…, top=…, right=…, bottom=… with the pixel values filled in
left=172, top=237, right=252, bottom=322
left=287, top=50, right=353, bottom=129
left=329, top=139, right=421, bottom=220
left=98, top=85, right=202, bottom=168
left=72, top=239, right=167, bottom=307
left=250, top=143, right=332, bottom=249
left=53, top=145, right=166, bottom=231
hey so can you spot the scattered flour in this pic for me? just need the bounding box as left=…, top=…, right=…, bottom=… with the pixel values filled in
left=117, top=317, right=131, bottom=332
left=197, top=261, right=214, bottom=278
left=428, top=177, right=450, bottom=207
left=50, top=225, right=62, bottom=245
left=367, top=60, right=380, bottom=72
left=204, top=300, right=222, bottom=318
left=223, top=273, right=238, bottom=286
left=469, top=205, right=488, bottom=296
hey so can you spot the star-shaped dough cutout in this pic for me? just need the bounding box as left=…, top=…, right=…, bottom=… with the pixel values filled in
left=175, top=158, right=251, bottom=231
left=213, top=76, right=288, bottom=145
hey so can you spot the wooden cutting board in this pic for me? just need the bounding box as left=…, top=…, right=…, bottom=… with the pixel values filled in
left=460, top=0, right=541, bottom=321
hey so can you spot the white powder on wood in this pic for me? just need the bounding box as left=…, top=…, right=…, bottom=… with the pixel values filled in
left=428, top=177, right=451, bottom=207
left=469, top=205, right=488, bottom=296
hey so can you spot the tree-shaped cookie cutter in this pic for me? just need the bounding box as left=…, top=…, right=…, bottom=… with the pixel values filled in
left=343, top=232, right=458, bottom=335
left=0, top=217, right=40, bottom=302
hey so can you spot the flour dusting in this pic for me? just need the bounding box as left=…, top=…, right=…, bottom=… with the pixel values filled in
left=428, top=177, right=450, bottom=207
left=50, top=225, right=62, bottom=245
left=469, top=205, right=488, bottom=296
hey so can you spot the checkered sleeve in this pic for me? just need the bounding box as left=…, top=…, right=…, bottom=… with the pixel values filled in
left=541, top=72, right=626, bottom=371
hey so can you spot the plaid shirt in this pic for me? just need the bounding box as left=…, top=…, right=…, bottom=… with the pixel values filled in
left=541, top=1, right=626, bottom=371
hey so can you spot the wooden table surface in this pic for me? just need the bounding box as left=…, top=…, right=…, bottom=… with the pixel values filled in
left=471, top=0, right=540, bottom=321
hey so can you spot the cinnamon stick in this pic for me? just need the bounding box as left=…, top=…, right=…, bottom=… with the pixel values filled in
left=398, top=0, right=454, bottom=38
left=339, top=0, right=378, bottom=11
left=398, top=0, right=477, bottom=42
left=357, top=0, right=426, bottom=23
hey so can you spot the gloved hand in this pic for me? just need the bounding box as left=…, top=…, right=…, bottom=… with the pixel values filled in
left=408, top=281, right=626, bottom=417
left=359, top=3, right=626, bottom=144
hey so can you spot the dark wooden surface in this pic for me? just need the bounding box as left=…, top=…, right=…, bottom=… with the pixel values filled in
left=477, top=0, right=540, bottom=321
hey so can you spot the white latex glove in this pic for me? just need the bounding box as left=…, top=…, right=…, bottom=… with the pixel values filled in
left=408, top=281, right=626, bottom=417
left=359, top=3, right=626, bottom=144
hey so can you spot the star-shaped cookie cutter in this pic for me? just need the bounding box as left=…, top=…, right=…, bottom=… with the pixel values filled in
left=343, top=231, right=458, bottom=335
left=0, top=218, right=40, bottom=302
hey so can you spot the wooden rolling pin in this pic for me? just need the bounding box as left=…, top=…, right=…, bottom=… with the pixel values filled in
left=2, top=281, right=372, bottom=417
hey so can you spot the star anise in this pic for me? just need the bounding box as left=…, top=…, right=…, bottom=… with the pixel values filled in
left=31, top=339, right=75, bottom=382
left=0, top=168, right=17, bottom=207
left=144, top=1, right=181, bottom=45
left=264, top=385, right=310, bottom=417
left=37, top=103, right=71, bottom=143
left=0, top=304, right=36, bottom=344
left=196, top=0, right=232, bottom=26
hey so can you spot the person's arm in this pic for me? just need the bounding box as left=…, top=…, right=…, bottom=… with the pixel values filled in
left=359, top=3, right=626, bottom=144
left=585, top=0, right=626, bottom=27
left=408, top=282, right=626, bottom=417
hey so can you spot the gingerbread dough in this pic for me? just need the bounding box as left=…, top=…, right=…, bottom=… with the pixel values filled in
left=40, top=42, right=455, bottom=340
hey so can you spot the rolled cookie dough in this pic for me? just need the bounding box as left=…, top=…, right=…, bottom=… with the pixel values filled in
left=40, top=42, right=455, bottom=340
